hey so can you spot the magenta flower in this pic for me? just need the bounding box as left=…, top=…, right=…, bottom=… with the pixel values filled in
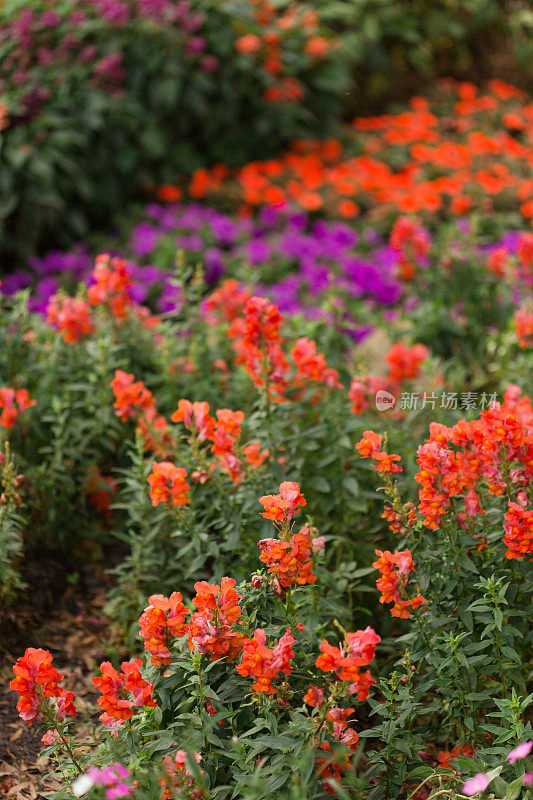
left=462, top=773, right=490, bottom=796
left=507, top=741, right=532, bottom=764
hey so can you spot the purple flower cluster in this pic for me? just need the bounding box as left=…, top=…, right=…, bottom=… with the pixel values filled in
left=0, top=0, right=217, bottom=124
left=4, top=203, right=405, bottom=326
left=132, top=202, right=402, bottom=319
left=4, top=204, right=530, bottom=335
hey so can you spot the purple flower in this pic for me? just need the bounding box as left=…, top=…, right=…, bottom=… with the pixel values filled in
left=462, top=773, right=490, bottom=796
left=200, top=55, right=219, bottom=72
left=204, top=248, right=226, bottom=284
left=507, top=741, right=532, bottom=764
left=0, top=271, right=32, bottom=295
left=210, top=217, right=237, bottom=247
left=28, top=277, right=59, bottom=314
left=95, top=0, right=130, bottom=24
left=130, top=222, right=160, bottom=258
left=246, top=238, right=271, bottom=265
left=186, top=36, right=207, bottom=55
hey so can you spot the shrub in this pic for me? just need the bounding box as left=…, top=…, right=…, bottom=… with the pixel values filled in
left=9, top=390, right=532, bottom=799
left=0, top=0, right=352, bottom=264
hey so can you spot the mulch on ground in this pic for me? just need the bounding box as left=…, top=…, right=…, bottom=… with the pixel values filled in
left=0, top=549, right=116, bottom=800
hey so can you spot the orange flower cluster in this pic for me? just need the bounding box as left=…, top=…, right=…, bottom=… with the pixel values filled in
left=258, top=525, right=317, bottom=588
left=259, top=480, right=306, bottom=525
left=503, top=499, right=533, bottom=560
left=10, top=648, right=77, bottom=726
left=315, top=626, right=380, bottom=701
left=172, top=398, right=268, bottom=483
left=355, top=430, right=403, bottom=474
left=203, top=278, right=251, bottom=326
left=111, top=369, right=155, bottom=422
left=385, top=341, right=429, bottom=383
left=234, top=0, right=330, bottom=105
left=0, top=387, right=35, bottom=429
left=236, top=627, right=295, bottom=694
left=372, top=549, right=427, bottom=619
left=46, top=294, right=94, bottom=343
left=188, top=578, right=244, bottom=661
left=315, top=707, right=359, bottom=792
left=415, top=385, right=533, bottom=541
left=87, top=253, right=133, bottom=321
left=172, top=400, right=214, bottom=442
left=139, top=593, right=189, bottom=665
left=437, top=743, right=475, bottom=770
left=169, top=80, right=533, bottom=220
left=237, top=296, right=289, bottom=399
left=211, top=408, right=246, bottom=482
left=84, top=465, right=118, bottom=517
left=389, top=217, right=431, bottom=281
left=93, top=659, right=156, bottom=727
left=111, top=370, right=172, bottom=456
left=349, top=340, right=429, bottom=417
left=515, top=305, right=533, bottom=348
left=148, top=462, right=190, bottom=508
left=291, top=337, right=340, bottom=389
left=205, top=285, right=341, bottom=400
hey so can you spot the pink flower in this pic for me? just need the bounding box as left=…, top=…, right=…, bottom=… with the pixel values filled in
left=41, top=728, right=60, bottom=745
left=507, top=741, right=532, bottom=764
left=462, top=773, right=490, bottom=796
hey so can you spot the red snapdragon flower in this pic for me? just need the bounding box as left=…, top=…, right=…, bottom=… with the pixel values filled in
left=258, top=525, right=317, bottom=587
left=315, top=626, right=379, bottom=700
left=171, top=400, right=214, bottom=442
left=111, top=370, right=172, bottom=455
left=386, top=341, right=429, bottom=383
left=243, top=441, right=270, bottom=469
left=291, top=337, right=341, bottom=388
left=503, top=499, right=533, bottom=560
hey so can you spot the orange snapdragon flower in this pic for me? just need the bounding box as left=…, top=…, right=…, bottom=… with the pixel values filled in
left=11, top=648, right=77, bottom=726
left=139, top=593, right=189, bottom=665
left=148, top=462, right=190, bottom=507
left=258, top=525, right=317, bottom=587
left=372, top=549, right=427, bottom=619
left=259, top=480, right=306, bottom=523
left=315, top=626, right=380, bottom=700
left=0, top=388, right=36, bottom=429
left=236, top=627, right=295, bottom=694
left=46, top=294, right=94, bottom=343
left=188, top=577, right=244, bottom=661
left=87, top=254, right=133, bottom=321
left=93, top=659, right=156, bottom=726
